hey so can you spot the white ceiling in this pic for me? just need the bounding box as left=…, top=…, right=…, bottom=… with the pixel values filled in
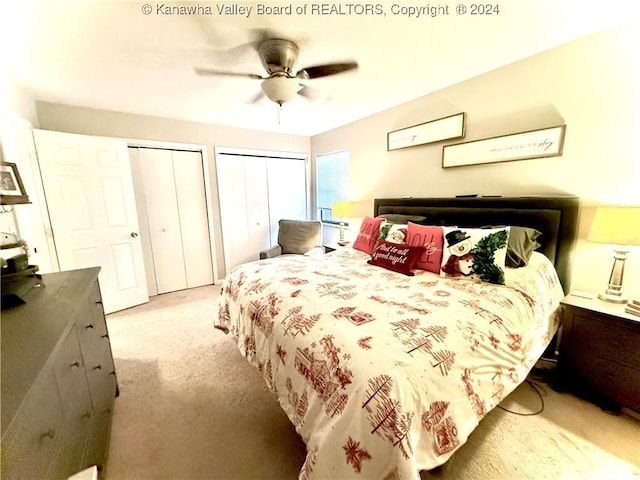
left=1, top=0, right=634, bottom=136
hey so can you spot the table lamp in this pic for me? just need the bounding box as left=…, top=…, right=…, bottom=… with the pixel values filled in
left=332, top=201, right=352, bottom=243
left=587, top=206, right=640, bottom=303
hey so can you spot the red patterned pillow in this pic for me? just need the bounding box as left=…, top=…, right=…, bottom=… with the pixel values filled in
left=405, top=223, right=445, bottom=274
left=368, top=240, right=424, bottom=276
left=353, top=216, right=384, bottom=254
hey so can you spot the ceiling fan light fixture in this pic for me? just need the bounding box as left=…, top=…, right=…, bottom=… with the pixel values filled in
left=261, top=76, right=301, bottom=105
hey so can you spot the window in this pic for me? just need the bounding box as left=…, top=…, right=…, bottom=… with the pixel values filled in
left=316, top=150, right=349, bottom=224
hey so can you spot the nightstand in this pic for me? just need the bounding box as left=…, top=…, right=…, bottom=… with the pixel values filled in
left=323, top=242, right=350, bottom=253
left=555, top=293, right=640, bottom=413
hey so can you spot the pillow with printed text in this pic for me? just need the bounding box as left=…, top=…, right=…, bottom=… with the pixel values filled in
left=368, top=240, right=425, bottom=276
left=405, top=223, right=445, bottom=274
left=352, top=216, right=385, bottom=254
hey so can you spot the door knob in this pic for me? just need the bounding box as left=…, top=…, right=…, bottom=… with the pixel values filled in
left=131, top=232, right=139, bottom=238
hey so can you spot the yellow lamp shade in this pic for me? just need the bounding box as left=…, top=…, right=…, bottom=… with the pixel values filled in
left=587, top=207, right=640, bottom=246
left=332, top=201, right=352, bottom=218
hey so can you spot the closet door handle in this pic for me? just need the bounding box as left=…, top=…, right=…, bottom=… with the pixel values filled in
left=130, top=232, right=139, bottom=238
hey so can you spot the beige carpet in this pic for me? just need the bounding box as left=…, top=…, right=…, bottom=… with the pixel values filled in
left=105, top=285, right=640, bottom=480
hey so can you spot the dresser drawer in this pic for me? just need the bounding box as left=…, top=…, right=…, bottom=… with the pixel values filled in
left=567, top=351, right=640, bottom=412
left=83, top=403, right=114, bottom=474
left=75, top=298, right=99, bottom=355
left=53, top=326, right=86, bottom=407
left=568, top=313, right=640, bottom=367
left=1, top=369, right=65, bottom=480
left=85, top=338, right=118, bottom=411
left=48, top=375, right=94, bottom=480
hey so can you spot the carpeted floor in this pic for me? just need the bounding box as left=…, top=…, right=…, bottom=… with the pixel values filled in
left=105, top=285, right=640, bottom=480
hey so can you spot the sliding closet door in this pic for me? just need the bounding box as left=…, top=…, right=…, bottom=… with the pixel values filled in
left=244, top=157, right=272, bottom=260
left=266, top=157, right=308, bottom=246
left=133, top=147, right=214, bottom=295
left=216, top=149, right=308, bottom=276
left=137, top=148, right=187, bottom=294
left=216, top=155, right=270, bottom=272
left=172, top=150, right=214, bottom=288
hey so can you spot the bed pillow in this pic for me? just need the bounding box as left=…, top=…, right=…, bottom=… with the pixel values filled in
left=506, top=226, right=542, bottom=267
left=440, top=226, right=510, bottom=285
left=482, top=225, right=542, bottom=268
left=352, top=216, right=385, bottom=254
left=376, top=214, right=427, bottom=224
left=368, top=240, right=424, bottom=276
left=405, top=223, right=445, bottom=274
left=378, top=223, right=408, bottom=243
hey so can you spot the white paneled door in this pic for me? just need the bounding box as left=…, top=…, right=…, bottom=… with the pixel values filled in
left=216, top=150, right=308, bottom=275
left=216, top=155, right=270, bottom=273
left=266, top=157, right=308, bottom=247
left=133, top=147, right=213, bottom=295
left=33, top=129, right=149, bottom=314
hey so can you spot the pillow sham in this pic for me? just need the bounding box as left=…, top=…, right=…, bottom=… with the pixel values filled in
left=506, top=226, right=542, bottom=267
left=376, top=214, right=427, bottom=224
left=441, top=226, right=510, bottom=285
left=353, top=216, right=385, bottom=254
left=405, top=223, right=445, bottom=274
left=379, top=223, right=408, bottom=244
left=368, top=240, right=424, bottom=276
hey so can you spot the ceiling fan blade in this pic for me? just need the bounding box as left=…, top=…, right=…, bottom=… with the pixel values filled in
left=217, top=29, right=272, bottom=59
left=297, top=85, right=326, bottom=101
left=297, top=61, right=358, bottom=79
left=247, top=90, right=266, bottom=104
left=194, top=67, right=263, bottom=80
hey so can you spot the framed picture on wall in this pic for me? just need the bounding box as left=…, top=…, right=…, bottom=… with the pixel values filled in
left=442, top=125, right=566, bottom=168
left=1, top=162, right=30, bottom=205
left=388, top=112, right=465, bottom=151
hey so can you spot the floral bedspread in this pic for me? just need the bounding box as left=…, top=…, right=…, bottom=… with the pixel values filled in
left=215, top=248, right=564, bottom=479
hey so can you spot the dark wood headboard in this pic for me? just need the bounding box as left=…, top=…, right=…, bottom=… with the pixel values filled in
left=373, top=196, right=580, bottom=293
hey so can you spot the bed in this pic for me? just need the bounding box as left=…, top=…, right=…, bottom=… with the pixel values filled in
left=215, top=196, right=579, bottom=479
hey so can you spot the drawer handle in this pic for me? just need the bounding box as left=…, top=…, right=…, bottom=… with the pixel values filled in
left=93, top=364, right=102, bottom=370
left=70, top=360, right=81, bottom=368
left=96, top=300, right=103, bottom=305
left=41, top=428, right=56, bottom=440
left=102, top=334, right=109, bottom=339
left=85, top=324, right=94, bottom=330
left=82, top=411, right=92, bottom=419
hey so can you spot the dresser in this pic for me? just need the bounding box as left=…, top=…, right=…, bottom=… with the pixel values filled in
left=556, top=293, right=640, bottom=413
left=1, top=267, right=118, bottom=479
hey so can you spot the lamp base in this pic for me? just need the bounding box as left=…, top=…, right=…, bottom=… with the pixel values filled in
left=597, top=292, right=627, bottom=304
left=598, top=248, right=629, bottom=303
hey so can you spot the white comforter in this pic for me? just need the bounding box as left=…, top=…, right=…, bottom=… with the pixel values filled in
left=215, top=248, right=564, bottom=479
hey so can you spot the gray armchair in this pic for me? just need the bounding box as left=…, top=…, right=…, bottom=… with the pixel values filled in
left=260, top=219, right=323, bottom=259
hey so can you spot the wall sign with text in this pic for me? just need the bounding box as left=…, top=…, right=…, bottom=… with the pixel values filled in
left=387, top=112, right=465, bottom=151
left=442, top=125, right=566, bottom=168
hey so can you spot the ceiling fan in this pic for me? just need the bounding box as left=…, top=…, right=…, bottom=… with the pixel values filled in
left=194, top=37, right=358, bottom=106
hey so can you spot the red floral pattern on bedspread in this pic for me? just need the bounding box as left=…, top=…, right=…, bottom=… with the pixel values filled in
left=215, top=249, right=564, bottom=479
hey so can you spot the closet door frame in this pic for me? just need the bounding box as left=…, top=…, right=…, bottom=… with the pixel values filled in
left=214, top=146, right=310, bottom=276
left=127, top=138, right=218, bottom=286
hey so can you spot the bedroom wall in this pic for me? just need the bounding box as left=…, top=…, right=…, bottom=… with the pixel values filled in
left=1, top=78, right=38, bottom=126
left=35, top=102, right=310, bottom=281
left=310, top=19, right=640, bottom=296
left=1, top=79, right=48, bottom=271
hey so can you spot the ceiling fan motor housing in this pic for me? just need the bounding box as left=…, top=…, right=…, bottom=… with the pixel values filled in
left=258, top=39, right=299, bottom=76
